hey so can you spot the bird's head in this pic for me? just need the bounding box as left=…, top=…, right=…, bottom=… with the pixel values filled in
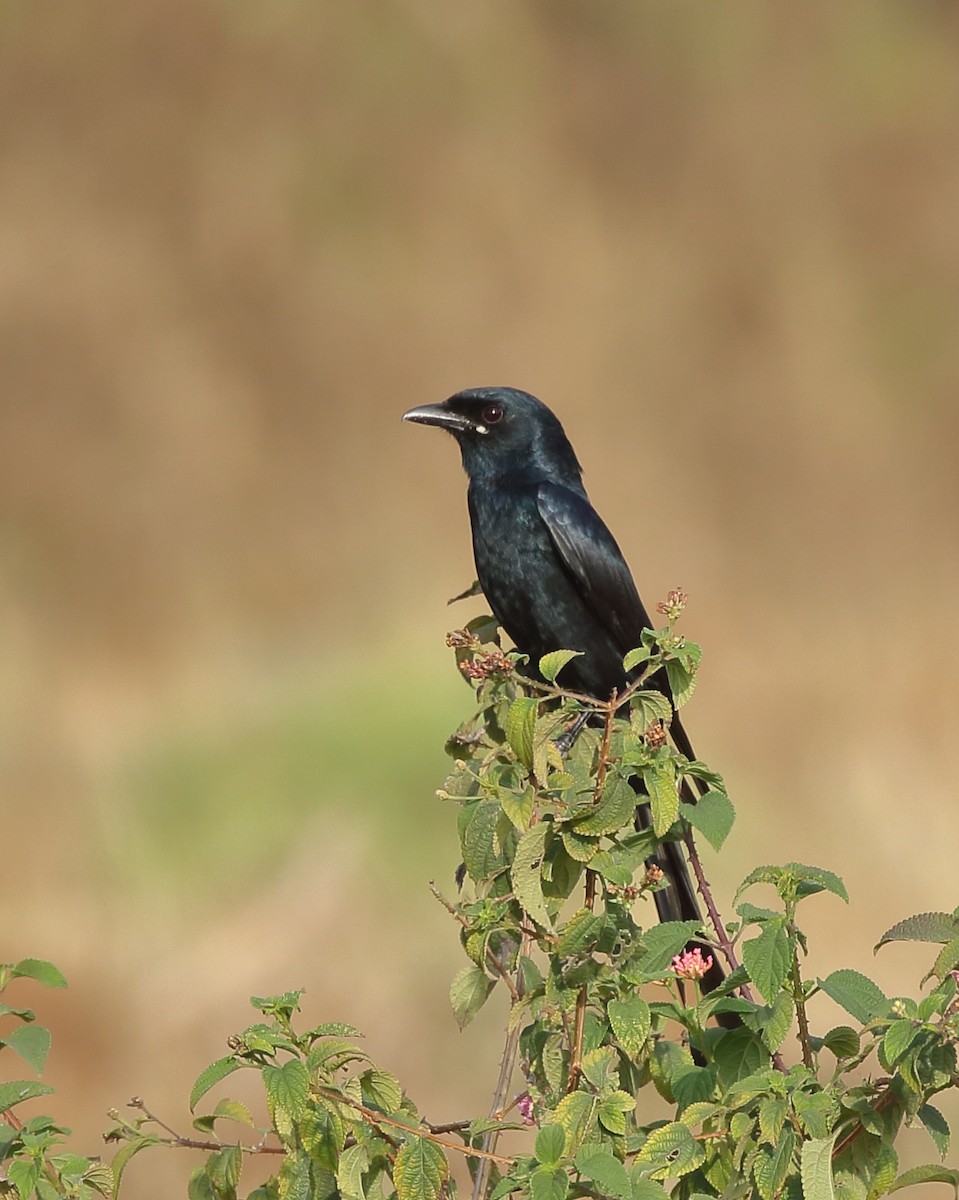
left=402, top=387, right=582, bottom=485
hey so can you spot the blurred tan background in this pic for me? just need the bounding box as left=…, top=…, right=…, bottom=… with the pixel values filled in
left=2, top=0, right=959, bottom=1192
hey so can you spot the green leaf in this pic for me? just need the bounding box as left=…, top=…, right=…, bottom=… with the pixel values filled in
left=393, top=1135, right=448, bottom=1200
left=574, top=1146, right=631, bottom=1199
left=361, top=1068, right=404, bottom=1114
left=512, top=822, right=553, bottom=930
left=801, top=1134, right=838, bottom=1200
left=638, top=921, right=705, bottom=979
left=506, top=697, right=538, bottom=768
left=931, top=934, right=959, bottom=981
left=0, top=1078, right=55, bottom=1114
left=623, top=645, right=652, bottom=672
left=8, top=1160, right=41, bottom=1198
left=277, top=1149, right=313, bottom=1200
left=535, top=1123, right=566, bottom=1167
left=753, top=1127, right=795, bottom=1200
left=556, top=908, right=605, bottom=957
left=461, top=799, right=504, bottom=882
left=3, top=1024, right=51, bottom=1073
left=665, top=657, right=696, bottom=708
left=608, top=995, right=651, bottom=1061
left=561, top=828, right=598, bottom=862
left=758, top=1097, right=788, bottom=1146
left=628, top=1179, right=669, bottom=1200
left=11, top=959, right=68, bottom=988
left=108, top=1135, right=160, bottom=1196
left=190, top=1056, right=244, bottom=1112
left=889, top=1164, right=959, bottom=1193
left=539, top=650, right=584, bottom=683
left=882, top=1018, right=920, bottom=1067
left=570, top=774, right=636, bottom=837
left=818, top=969, right=889, bottom=1022
left=643, top=761, right=678, bottom=837
left=500, top=786, right=534, bottom=832
left=530, top=1166, right=568, bottom=1200
left=209, top=1145, right=242, bottom=1196
left=757, top=989, right=794, bottom=1054
left=788, top=863, right=848, bottom=903
left=263, top=1059, right=310, bottom=1122
left=598, top=1090, right=636, bottom=1135
left=875, top=911, right=959, bottom=951
left=299, top=1104, right=346, bottom=1171
left=680, top=789, right=735, bottom=851
left=450, top=965, right=495, bottom=1031
left=634, top=1122, right=705, bottom=1180
left=822, top=1025, right=860, bottom=1060
left=337, top=1142, right=369, bottom=1200
left=793, top=1091, right=838, bottom=1140
left=917, top=1104, right=950, bottom=1160
left=741, top=919, right=791, bottom=1004
left=552, top=1091, right=598, bottom=1154
left=187, top=1166, right=217, bottom=1200
left=713, top=1028, right=767, bottom=1089
left=629, top=689, right=673, bottom=726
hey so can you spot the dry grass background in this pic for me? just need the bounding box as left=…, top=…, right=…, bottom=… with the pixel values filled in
left=2, top=1, right=959, bottom=1193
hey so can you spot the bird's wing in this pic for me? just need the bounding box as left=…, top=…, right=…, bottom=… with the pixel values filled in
left=536, top=481, right=654, bottom=655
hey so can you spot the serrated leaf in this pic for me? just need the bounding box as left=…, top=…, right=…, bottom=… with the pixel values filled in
left=638, top=920, right=705, bottom=979
left=500, top=786, right=534, bottom=831
left=263, top=1059, right=310, bottom=1122
left=506, top=697, right=538, bottom=768
left=818, top=969, right=889, bottom=1022
left=3, top=1023, right=51, bottom=1074
left=187, top=1167, right=217, bottom=1200
left=562, top=828, right=598, bottom=863
left=552, top=1091, right=598, bottom=1154
left=680, top=789, right=735, bottom=851
left=713, top=1028, right=767, bottom=1088
left=741, top=919, right=791, bottom=1004
left=11, top=959, right=67, bottom=988
left=672, top=1065, right=714, bottom=1111
left=449, top=964, right=495, bottom=1030
left=753, top=1127, right=795, bottom=1200
left=0, top=1078, right=55, bottom=1114
left=539, top=650, right=584, bottom=683
left=580, top=1046, right=618, bottom=1092
left=629, top=689, right=673, bottom=726
left=608, top=995, right=651, bottom=1061
left=758, top=1097, right=788, bottom=1146
left=917, top=1103, right=950, bottom=1160
left=628, top=1179, right=670, bottom=1200
left=889, top=1164, right=959, bottom=1192
left=556, top=908, right=605, bottom=957
left=756, top=989, right=793, bottom=1054
left=530, top=1166, right=568, bottom=1200
left=634, top=1122, right=704, bottom=1180
left=571, top=774, right=636, bottom=837
left=793, top=1091, right=838, bottom=1140
left=822, top=1025, right=860, bottom=1060
left=361, top=1068, right=404, bottom=1114
left=787, top=863, right=849, bottom=903
left=461, top=800, right=504, bottom=882
left=535, top=1123, right=566, bottom=1166
left=801, top=1135, right=838, bottom=1200
left=393, top=1135, right=448, bottom=1200
left=665, top=658, right=697, bottom=708
left=882, top=1018, right=920, bottom=1067
left=574, top=1146, right=631, bottom=1199
left=643, top=761, right=678, bottom=837
left=209, top=1145, right=242, bottom=1195
left=189, top=1056, right=244, bottom=1112
left=108, top=1134, right=159, bottom=1195
left=931, top=934, right=959, bottom=981
left=875, top=911, right=959, bottom=951
left=277, top=1148, right=313, bottom=1200
left=299, top=1104, right=346, bottom=1171
left=623, top=645, right=652, bottom=672
left=512, top=821, right=553, bottom=929
left=337, top=1142, right=369, bottom=1200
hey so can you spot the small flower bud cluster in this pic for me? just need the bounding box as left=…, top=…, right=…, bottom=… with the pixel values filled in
left=671, top=947, right=714, bottom=980
left=644, top=720, right=668, bottom=749
left=446, top=629, right=479, bottom=649
left=517, top=1093, right=536, bottom=1127
left=643, top=864, right=665, bottom=889
left=656, top=588, right=688, bottom=621
left=461, top=649, right=514, bottom=680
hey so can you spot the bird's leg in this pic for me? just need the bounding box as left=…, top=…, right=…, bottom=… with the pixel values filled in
left=553, top=711, right=590, bottom=757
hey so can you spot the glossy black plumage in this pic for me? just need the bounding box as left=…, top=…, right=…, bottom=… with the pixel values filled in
left=403, top=387, right=710, bottom=941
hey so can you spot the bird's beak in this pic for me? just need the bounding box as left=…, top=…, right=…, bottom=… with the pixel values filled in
left=402, top=403, right=472, bottom=433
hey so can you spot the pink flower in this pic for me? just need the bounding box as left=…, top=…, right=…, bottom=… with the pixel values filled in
left=518, top=1094, right=535, bottom=1127
left=671, top=948, right=714, bottom=981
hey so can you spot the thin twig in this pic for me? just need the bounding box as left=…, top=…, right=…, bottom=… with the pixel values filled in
left=128, top=1098, right=284, bottom=1155
left=430, top=882, right=521, bottom=1004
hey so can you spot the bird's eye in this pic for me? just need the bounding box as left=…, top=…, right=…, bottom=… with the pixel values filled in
left=482, top=403, right=504, bottom=425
